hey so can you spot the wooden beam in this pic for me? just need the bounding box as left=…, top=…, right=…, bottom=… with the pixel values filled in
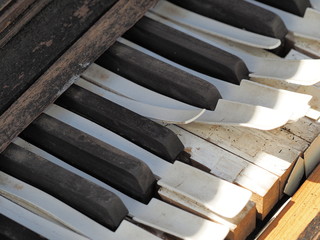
left=258, top=163, right=320, bottom=240
left=0, top=0, right=159, bottom=153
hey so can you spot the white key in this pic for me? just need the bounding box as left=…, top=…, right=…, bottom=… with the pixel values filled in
left=145, top=11, right=320, bottom=86
left=16, top=138, right=229, bottom=240
left=150, top=0, right=281, bottom=49
left=0, top=195, right=89, bottom=240
left=246, top=0, right=320, bottom=41
left=44, top=105, right=252, bottom=219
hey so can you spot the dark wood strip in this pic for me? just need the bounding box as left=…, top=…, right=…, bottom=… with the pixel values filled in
left=0, top=0, right=12, bottom=11
left=0, top=0, right=52, bottom=48
left=0, top=0, right=159, bottom=153
left=297, top=212, right=320, bottom=240
left=56, top=84, right=185, bottom=163
left=20, top=113, right=156, bottom=203
left=97, top=41, right=222, bottom=110
left=256, top=0, right=311, bottom=17
left=0, top=143, right=129, bottom=230
left=0, top=0, right=35, bottom=33
left=0, top=0, right=117, bottom=114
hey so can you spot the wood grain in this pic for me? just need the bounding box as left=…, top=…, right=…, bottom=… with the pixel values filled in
left=258, top=163, right=320, bottom=240
left=0, top=0, right=159, bottom=153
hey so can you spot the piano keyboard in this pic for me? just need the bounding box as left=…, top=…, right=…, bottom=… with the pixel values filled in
left=1, top=0, right=320, bottom=239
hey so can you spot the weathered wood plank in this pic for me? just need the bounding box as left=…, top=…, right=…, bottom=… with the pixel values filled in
left=258, top=163, right=320, bottom=240
left=0, top=0, right=12, bottom=11
left=0, top=0, right=159, bottom=153
left=0, top=0, right=117, bottom=114
left=0, top=0, right=52, bottom=48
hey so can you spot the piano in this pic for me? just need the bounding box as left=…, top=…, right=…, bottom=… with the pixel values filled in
left=1, top=0, right=320, bottom=239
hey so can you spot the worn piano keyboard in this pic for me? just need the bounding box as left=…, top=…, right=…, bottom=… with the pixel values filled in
left=1, top=0, right=320, bottom=239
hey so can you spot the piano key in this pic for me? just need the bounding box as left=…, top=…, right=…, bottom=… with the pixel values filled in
left=255, top=0, right=312, bottom=16
left=124, top=16, right=249, bottom=84
left=0, top=196, right=89, bottom=240
left=78, top=76, right=291, bottom=130
left=19, top=113, right=156, bottom=204
left=150, top=0, right=281, bottom=49
left=0, top=169, right=160, bottom=240
left=0, top=214, right=45, bottom=240
left=0, top=143, right=128, bottom=231
left=55, top=83, right=187, bottom=163
left=44, top=104, right=252, bottom=219
left=84, top=62, right=311, bottom=122
left=310, top=0, right=320, bottom=11
left=247, top=0, right=320, bottom=41
left=146, top=14, right=320, bottom=86
left=167, top=0, right=288, bottom=41
left=96, top=41, right=222, bottom=110
left=18, top=138, right=229, bottom=240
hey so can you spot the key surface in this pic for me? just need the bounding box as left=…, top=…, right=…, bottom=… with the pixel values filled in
left=20, top=113, right=156, bottom=204
left=124, top=16, right=249, bottom=84
left=0, top=143, right=128, bottom=230
left=256, top=0, right=311, bottom=17
left=96, top=41, right=221, bottom=110
left=56, top=84, right=185, bottom=163
left=168, top=0, right=288, bottom=41
left=0, top=214, right=46, bottom=240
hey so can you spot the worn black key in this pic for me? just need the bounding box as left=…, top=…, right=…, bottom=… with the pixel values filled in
left=0, top=214, right=46, bottom=240
left=124, top=16, right=249, bottom=84
left=0, top=143, right=128, bottom=231
left=96, top=41, right=222, bottom=110
left=56, top=84, right=186, bottom=163
left=169, top=0, right=288, bottom=41
left=256, top=0, right=311, bottom=17
left=19, top=113, right=156, bottom=204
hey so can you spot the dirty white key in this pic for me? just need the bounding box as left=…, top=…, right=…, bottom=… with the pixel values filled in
left=0, top=169, right=160, bottom=240
left=78, top=77, right=290, bottom=130
left=0, top=195, right=89, bottom=240
left=247, top=0, right=320, bottom=41
left=150, top=0, right=281, bottom=49
left=45, top=104, right=252, bottom=219
left=83, top=63, right=310, bottom=122
left=17, top=138, right=229, bottom=240
left=117, top=39, right=312, bottom=122
left=146, top=11, right=320, bottom=86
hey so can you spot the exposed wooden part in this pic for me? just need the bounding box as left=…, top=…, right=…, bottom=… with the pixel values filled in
left=303, top=134, right=320, bottom=177
left=297, top=212, right=320, bottom=240
left=0, top=0, right=35, bottom=33
left=0, top=0, right=159, bottom=154
left=258, top=163, right=320, bottom=240
left=0, top=0, right=52, bottom=48
left=166, top=124, right=279, bottom=219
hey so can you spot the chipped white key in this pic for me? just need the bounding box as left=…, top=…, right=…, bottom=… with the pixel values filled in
left=74, top=79, right=204, bottom=124
left=83, top=63, right=311, bottom=122
left=145, top=11, right=320, bottom=86
left=17, top=138, right=229, bottom=240
left=0, top=195, right=89, bottom=240
left=247, top=0, right=320, bottom=41
left=78, top=77, right=290, bottom=130
left=45, top=105, right=252, bottom=219
left=150, top=0, right=281, bottom=49
left=0, top=169, right=158, bottom=240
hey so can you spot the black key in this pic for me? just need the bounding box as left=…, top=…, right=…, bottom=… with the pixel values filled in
left=56, top=84, right=185, bottom=163
left=19, top=113, right=156, bottom=204
left=256, top=0, right=311, bottom=17
left=0, top=214, right=46, bottom=240
left=124, top=16, right=249, bottom=84
left=0, top=143, right=128, bottom=230
left=96, top=41, right=222, bottom=110
left=169, top=0, right=288, bottom=41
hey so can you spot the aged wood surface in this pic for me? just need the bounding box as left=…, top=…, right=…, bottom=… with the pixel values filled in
left=258, top=163, right=320, bottom=240
left=0, top=0, right=159, bottom=153
left=0, top=0, right=117, bottom=114
left=0, top=0, right=52, bottom=48
left=0, top=0, right=12, bottom=11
